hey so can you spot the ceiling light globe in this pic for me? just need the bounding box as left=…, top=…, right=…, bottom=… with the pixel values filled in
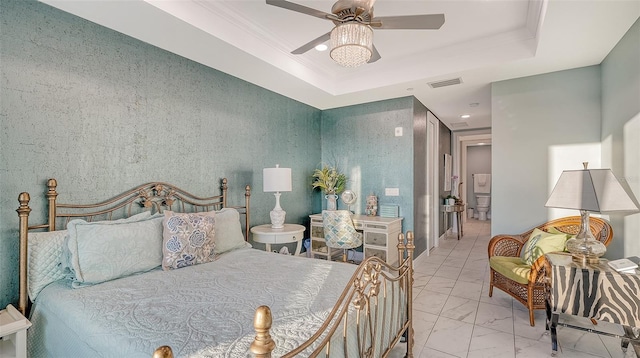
left=330, top=23, right=373, bottom=67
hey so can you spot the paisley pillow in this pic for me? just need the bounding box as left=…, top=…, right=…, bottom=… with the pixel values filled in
left=162, top=211, right=216, bottom=270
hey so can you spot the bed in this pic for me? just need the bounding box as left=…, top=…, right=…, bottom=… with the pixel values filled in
left=15, top=178, right=415, bottom=357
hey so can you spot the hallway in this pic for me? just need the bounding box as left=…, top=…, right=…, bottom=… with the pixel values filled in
left=401, top=218, right=637, bottom=357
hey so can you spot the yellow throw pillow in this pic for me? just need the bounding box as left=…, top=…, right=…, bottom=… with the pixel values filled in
left=547, top=227, right=576, bottom=252
left=520, top=228, right=568, bottom=265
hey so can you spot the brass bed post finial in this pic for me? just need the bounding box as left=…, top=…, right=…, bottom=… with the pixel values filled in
left=250, top=305, right=275, bottom=358
left=221, top=178, right=228, bottom=208
left=47, top=178, right=58, bottom=231
left=17, top=192, right=32, bottom=316
left=152, top=345, right=174, bottom=358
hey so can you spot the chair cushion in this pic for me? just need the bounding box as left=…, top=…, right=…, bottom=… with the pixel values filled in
left=323, top=210, right=363, bottom=249
left=519, top=228, right=568, bottom=265
left=489, top=256, right=531, bottom=285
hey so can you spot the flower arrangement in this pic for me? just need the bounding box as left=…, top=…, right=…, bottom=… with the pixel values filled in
left=311, top=165, right=347, bottom=194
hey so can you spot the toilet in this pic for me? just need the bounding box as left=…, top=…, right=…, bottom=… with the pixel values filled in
left=473, top=174, right=491, bottom=221
left=476, top=195, right=491, bottom=221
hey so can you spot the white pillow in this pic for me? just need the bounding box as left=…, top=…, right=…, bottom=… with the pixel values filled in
left=28, top=212, right=156, bottom=300
left=28, top=230, right=68, bottom=301
left=213, top=208, right=249, bottom=254
left=65, top=212, right=164, bottom=287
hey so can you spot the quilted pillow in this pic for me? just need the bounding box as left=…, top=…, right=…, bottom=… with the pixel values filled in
left=520, top=228, right=568, bottom=265
left=28, top=230, right=68, bottom=301
left=162, top=211, right=216, bottom=270
left=66, top=212, right=164, bottom=287
left=213, top=208, right=248, bottom=254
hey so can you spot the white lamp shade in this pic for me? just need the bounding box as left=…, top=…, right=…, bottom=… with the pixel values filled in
left=263, top=166, right=292, bottom=193
left=545, top=168, right=639, bottom=212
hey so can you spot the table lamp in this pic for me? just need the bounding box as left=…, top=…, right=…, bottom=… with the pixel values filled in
left=263, top=164, right=292, bottom=229
left=545, top=162, right=639, bottom=264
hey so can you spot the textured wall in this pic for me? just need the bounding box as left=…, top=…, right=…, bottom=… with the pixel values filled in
left=0, top=0, right=321, bottom=308
left=320, top=97, right=414, bottom=248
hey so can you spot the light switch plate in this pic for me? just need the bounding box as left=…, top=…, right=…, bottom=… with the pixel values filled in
left=395, top=127, right=403, bottom=136
left=385, top=188, right=400, bottom=196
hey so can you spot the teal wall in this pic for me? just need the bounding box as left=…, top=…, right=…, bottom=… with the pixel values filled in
left=320, top=97, right=415, bottom=239
left=0, top=0, right=321, bottom=308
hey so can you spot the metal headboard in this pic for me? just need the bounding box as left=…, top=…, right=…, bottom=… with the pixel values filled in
left=16, top=178, right=251, bottom=315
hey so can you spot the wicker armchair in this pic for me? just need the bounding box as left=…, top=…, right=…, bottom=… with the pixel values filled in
left=487, top=216, right=613, bottom=326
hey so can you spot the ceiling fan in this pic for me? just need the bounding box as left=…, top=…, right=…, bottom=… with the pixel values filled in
left=266, top=0, right=445, bottom=67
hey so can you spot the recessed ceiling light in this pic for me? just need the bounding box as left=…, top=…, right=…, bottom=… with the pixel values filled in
left=460, top=114, right=471, bottom=119
left=315, top=44, right=328, bottom=51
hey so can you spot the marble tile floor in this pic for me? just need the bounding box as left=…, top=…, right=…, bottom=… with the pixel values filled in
left=390, top=218, right=638, bottom=358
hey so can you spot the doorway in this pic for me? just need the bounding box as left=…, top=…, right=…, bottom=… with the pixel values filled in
left=456, top=134, right=492, bottom=224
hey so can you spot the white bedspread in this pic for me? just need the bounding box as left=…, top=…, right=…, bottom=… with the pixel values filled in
left=28, top=248, right=357, bottom=358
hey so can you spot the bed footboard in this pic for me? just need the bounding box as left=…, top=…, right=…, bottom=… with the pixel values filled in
left=153, top=231, right=415, bottom=358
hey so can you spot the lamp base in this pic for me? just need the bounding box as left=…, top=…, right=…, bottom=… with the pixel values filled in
left=270, top=208, right=286, bottom=229
left=270, top=192, right=286, bottom=229
left=565, top=210, right=606, bottom=266
left=571, top=253, right=601, bottom=265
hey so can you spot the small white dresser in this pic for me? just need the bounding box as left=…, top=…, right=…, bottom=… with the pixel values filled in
left=309, top=214, right=403, bottom=265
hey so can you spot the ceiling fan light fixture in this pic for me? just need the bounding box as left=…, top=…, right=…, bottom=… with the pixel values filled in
left=330, top=23, right=373, bottom=67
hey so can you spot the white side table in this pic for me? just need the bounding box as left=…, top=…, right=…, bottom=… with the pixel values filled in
left=250, top=224, right=305, bottom=256
left=0, top=304, right=31, bottom=358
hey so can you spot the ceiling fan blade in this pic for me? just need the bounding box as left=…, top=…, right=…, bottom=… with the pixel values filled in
left=266, top=0, right=333, bottom=21
left=368, top=44, right=381, bottom=63
left=371, top=14, right=445, bottom=30
left=291, top=32, right=331, bottom=54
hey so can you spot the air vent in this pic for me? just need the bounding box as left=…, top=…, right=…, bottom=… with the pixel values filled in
left=450, top=122, right=469, bottom=129
left=427, top=77, right=463, bottom=89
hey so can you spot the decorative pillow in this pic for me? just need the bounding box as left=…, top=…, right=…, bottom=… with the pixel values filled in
left=213, top=208, right=248, bottom=254
left=548, top=226, right=577, bottom=242
left=61, top=211, right=152, bottom=273
left=28, top=230, right=68, bottom=301
left=162, top=211, right=217, bottom=270
left=520, top=228, right=568, bottom=265
left=66, top=212, right=163, bottom=287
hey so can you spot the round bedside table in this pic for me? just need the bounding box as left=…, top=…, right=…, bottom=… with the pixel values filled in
left=250, top=224, right=306, bottom=256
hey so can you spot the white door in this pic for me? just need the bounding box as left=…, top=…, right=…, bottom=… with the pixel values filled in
left=426, top=112, right=439, bottom=250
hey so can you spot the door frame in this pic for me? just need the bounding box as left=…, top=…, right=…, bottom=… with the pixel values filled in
left=455, top=133, right=492, bottom=224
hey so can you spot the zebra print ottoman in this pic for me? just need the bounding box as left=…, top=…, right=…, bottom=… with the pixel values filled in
left=545, top=253, right=640, bottom=357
